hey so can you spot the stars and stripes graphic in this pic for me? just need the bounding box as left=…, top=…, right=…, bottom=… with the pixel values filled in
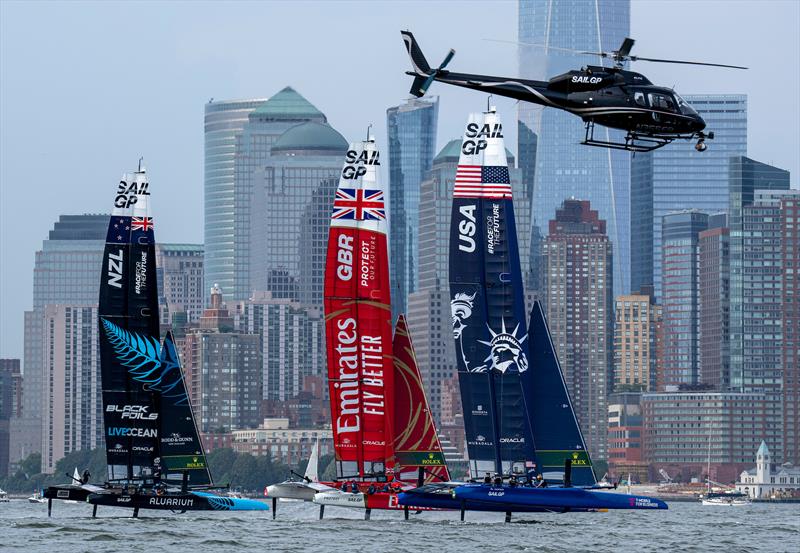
left=332, top=188, right=386, bottom=221
left=131, top=216, right=154, bottom=231
left=454, top=165, right=513, bottom=198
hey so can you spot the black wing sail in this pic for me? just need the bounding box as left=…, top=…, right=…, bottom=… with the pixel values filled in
left=526, top=301, right=596, bottom=486
left=99, top=166, right=161, bottom=481
left=158, top=332, right=212, bottom=486
left=449, top=110, right=536, bottom=478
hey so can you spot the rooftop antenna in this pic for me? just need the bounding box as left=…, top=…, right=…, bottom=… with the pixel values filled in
left=138, top=157, right=144, bottom=172
left=366, top=124, right=374, bottom=142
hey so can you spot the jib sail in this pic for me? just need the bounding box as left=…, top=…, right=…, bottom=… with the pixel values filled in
left=98, top=166, right=161, bottom=481
left=324, top=138, right=395, bottom=480
left=158, top=332, right=212, bottom=486
left=448, top=109, right=536, bottom=478
left=526, top=301, right=596, bottom=486
left=392, top=315, right=450, bottom=484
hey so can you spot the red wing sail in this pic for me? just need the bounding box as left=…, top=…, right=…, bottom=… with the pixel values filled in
left=324, top=140, right=395, bottom=480
left=392, top=315, right=451, bottom=484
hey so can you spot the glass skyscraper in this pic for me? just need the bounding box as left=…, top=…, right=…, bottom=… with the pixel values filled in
left=518, top=0, right=631, bottom=297
left=631, top=95, right=747, bottom=298
left=386, top=97, right=438, bottom=318
left=727, top=156, right=790, bottom=392
left=660, top=210, right=709, bottom=388
left=204, top=98, right=267, bottom=305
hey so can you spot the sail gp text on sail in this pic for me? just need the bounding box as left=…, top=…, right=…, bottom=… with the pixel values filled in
left=332, top=316, right=385, bottom=435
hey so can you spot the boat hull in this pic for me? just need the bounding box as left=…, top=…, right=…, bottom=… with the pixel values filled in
left=312, top=489, right=440, bottom=511
left=265, top=482, right=320, bottom=502
left=701, top=498, right=750, bottom=506
left=313, top=490, right=367, bottom=509
left=43, top=485, right=100, bottom=502
left=453, top=484, right=668, bottom=511
left=87, top=490, right=268, bottom=511
left=398, top=486, right=573, bottom=513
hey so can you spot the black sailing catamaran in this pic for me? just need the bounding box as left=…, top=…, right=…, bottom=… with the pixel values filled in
left=45, top=163, right=266, bottom=516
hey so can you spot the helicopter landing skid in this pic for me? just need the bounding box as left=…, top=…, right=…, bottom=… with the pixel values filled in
left=581, top=121, right=673, bottom=152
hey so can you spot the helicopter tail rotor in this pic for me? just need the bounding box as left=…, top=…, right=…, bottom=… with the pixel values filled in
left=402, top=30, right=455, bottom=97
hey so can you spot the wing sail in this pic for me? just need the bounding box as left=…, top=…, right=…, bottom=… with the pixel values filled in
left=449, top=110, right=537, bottom=478
left=392, top=315, right=451, bottom=484
left=98, top=167, right=161, bottom=481
left=324, top=139, right=395, bottom=480
left=526, top=301, right=596, bottom=486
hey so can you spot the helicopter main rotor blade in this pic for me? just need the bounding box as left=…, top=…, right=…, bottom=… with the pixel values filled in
left=617, top=37, right=635, bottom=58
left=630, top=55, right=748, bottom=69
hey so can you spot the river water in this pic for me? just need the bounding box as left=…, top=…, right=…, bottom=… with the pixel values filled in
left=2, top=498, right=798, bottom=552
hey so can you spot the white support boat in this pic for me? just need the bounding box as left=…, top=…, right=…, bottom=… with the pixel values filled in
left=0, top=488, right=10, bottom=502
left=28, top=491, right=47, bottom=504
left=265, top=439, right=334, bottom=517
left=701, top=492, right=751, bottom=506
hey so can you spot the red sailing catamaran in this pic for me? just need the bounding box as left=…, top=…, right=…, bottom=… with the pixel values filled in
left=312, top=134, right=449, bottom=519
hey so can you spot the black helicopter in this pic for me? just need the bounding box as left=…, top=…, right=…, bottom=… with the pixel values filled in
left=401, top=31, right=746, bottom=152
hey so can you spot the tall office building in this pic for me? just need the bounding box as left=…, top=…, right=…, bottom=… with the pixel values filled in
left=543, top=199, right=613, bottom=459
left=407, top=140, right=527, bottom=422
left=782, top=194, right=800, bottom=464
left=727, top=157, right=790, bottom=391
left=185, top=286, right=262, bottom=432
left=236, top=292, right=324, bottom=403
left=297, top=177, right=338, bottom=307
left=155, top=244, right=204, bottom=327
left=631, top=95, right=747, bottom=297
left=699, top=221, right=730, bottom=390
left=613, top=289, right=660, bottom=392
left=249, top=121, right=347, bottom=305
left=736, top=190, right=799, bottom=394
left=16, top=214, right=106, bottom=469
left=519, top=0, right=630, bottom=297
left=0, top=359, right=22, bottom=476
left=659, top=210, right=709, bottom=389
left=40, top=305, right=102, bottom=473
left=233, top=88, right=333, bottom=302
left=204, top=98, right=267, bottom=305
left=386, top=97, right=438, bottom=318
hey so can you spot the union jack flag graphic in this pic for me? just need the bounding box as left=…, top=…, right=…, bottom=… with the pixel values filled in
left=131, top=216, right=154, bottom=231
left=332, top=188, right=386, bottom=221
left=454, top=165, right=513, bottom=199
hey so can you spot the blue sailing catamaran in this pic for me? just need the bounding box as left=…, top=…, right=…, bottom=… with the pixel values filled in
left=398, top=108, right=666, bottom=518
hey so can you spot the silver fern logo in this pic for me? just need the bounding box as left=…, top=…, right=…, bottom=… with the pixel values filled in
left=101, top=319, right=188, bottom=405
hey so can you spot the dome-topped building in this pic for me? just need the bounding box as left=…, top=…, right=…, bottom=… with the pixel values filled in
left=271, top=121, right=348, bottom=155
left=249, top=86, right=325, bottom=123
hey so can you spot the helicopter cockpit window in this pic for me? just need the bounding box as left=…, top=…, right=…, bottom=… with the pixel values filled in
left=674, top=93, right=698, bottom=116
left=648, top=93, right=676, bottom=112
left=634, top=92, right=646, bottom=106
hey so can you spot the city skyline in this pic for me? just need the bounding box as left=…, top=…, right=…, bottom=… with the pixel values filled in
left=2, top=0, right=799, bottom=358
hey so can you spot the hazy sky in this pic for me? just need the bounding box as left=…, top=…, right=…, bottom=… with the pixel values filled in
left=1, top=0, right=798, bottom=359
